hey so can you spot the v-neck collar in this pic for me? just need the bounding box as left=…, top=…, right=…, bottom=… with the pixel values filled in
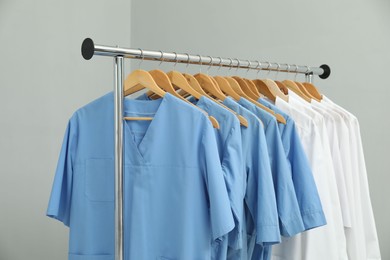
left=123, top=93, right=172, bottom=162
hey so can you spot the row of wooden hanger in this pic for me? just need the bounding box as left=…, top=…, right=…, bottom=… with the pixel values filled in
left=123, top=68, right=323, bottom=129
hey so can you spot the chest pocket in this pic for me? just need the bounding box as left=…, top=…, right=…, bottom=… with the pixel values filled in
left=85, top=158, right=114, bottom=202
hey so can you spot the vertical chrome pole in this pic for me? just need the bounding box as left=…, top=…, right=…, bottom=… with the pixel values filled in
left=114, top=56, right=124, bottom=260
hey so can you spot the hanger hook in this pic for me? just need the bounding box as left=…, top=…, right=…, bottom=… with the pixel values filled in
left=306, top=65, right=312, bottom=74
left=172, top=52, right=178, bottom=69
left=265, top=61, right=272, bottom=77
left=246, top=60, right=252, bottom=76
left=158, top=50, right=164, bottom=67
left=305, top=66, right=312, bottom=80
left=217, top=57, right=223, bottom=71
left=138, top=48, right=144, bottom=69
left=228, top=58, right=233, bottom=71
left=198, top=55, right=203, bottom=73
left=293, top=64, right=299, bottom=81
left=235, top=58, right=240, bottom=72
left=286, top=64, right=291, bottom=78
left=184, top=53, right=190, bottom=73
left=256, top=61, right=262, bottom=77
left=207, top=56, right=213, bottom=75
left=275, top=63, right=281, bottom=79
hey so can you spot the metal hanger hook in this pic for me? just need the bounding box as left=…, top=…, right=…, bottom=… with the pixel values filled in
left=184, top=53, right=190, bottom=73
left=266, top=61, right=272, bottom=76
left=158, top=50, right=164, bottom=67
left=305, top=66, right=312, bottom=81
left=275, top=63, right=281, bottom=79
left=197, top=55, right=203, bottom=73
left=235, top=58, right=240, bottom=72
left=207, top=56, right=213, bottom=75
left=246, top=60, right=252, bottom=77
left=256, top=61, right=262, bottom=77
left=293, top=64, right=299, bottom=81
left=305, top=65, right=312, bottom=74
left=228, top=58, right=233, bottom=71
left=138, top=48, right=144, bottom=69
left=172, top=52, right=178, bottom=69
left=286, top=64, right=291, bottom=79
left=217, top=57, right=223, bottom=71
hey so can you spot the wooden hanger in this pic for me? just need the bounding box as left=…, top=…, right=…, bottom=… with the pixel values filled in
left=171, top=71, right=247, bottom=127
left=123, top=69, right=166, bottom=121
left=147, top=70, right=200, bottom=100
left=224, top=77, right=246, bottom=101
left=253, top=79, right=288, bottom=102
left=175, top=73, right=248, bottom=127
left=225, top=76, right=286, bottom=124
left=194, top=73, right=227, bottom=101
left=166, top=70, right=220, bottom=128
left=214, top=76, right=241, bottom=101
left=252, top=79, right=276, bottom=102
left=167, top=71, right=203, bottom=100
left=244, top=78, right=263, bottom=98
left=124, top=70, right=166, bottom=97
left=124, top=69, right=219, bottom=128
left=145, top=70, right=202, bottom=103
left=282, top=80, right=312, bottom=102
left=209, top=77, right=221, bottom=92
left=303, top=82, right=323, bottom=100
left=264, top=79, right=289, bottom=101
left=183, top=73, right=208, bottom=96
left=232, top=76, right=259, bottom=100
left=208, top=76, right=248, bottom=127
left=295, top=81, right=320, bottom=101
left=145, top=70, right=181, bottom=99
left=275, top=81, right=289, bottom=95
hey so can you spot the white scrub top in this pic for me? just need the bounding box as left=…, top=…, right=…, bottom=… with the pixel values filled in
left=311, top=99, right=352, bottom=228
left=273, top=96, right=347, bottom=260
left=287, top=92, right=348, bottom=259
left=322, top=95, right=381, bottom=260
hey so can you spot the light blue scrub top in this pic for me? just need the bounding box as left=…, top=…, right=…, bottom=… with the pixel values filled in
left=47, top=92, right=234, bottom=260
left=258, top=98, right=326, bottom=229
left=222, top=97, right=280, bottom=260
left=237, top=98, right=304, bottom=260
left=252, top=98, right=327, bottom=260
left=238, top=98, right=305, bottom=238
left=189, top=96, right=244, bottom=260
left=142, top=93, right=245, bottom=259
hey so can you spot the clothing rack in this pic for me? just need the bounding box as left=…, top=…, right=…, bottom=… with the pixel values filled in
left=80, top=37, right=331, bottom=260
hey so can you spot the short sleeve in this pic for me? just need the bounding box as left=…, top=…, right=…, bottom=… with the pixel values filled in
left=288, top=122, right=326, bottom=230
left=245, top=122, right=280, bottom=245
left=221, top=121, right=244, bottom=248
left=265, top=120, right=305, bottom=238
left=46, top=117, right=76, bottom=226
left=201, top=117, right=235, bottom=241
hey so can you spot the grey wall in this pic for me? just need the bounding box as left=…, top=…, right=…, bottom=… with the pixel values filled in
left=131, top=0, right=390, bottom=258
left=1, top=0, right=389, bottom=259
left=0, top=0, right=131, bottom=259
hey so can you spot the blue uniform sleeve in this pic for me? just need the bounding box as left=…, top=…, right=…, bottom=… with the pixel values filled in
left=286, top=121, right=326, bottom=230
left=245, top=122, right=281, bottom=245
left=264, top=120, right=305, bottom=238
left=221, top=121, right=244, bottom=249
left=46, top=117, right=76, bottom=226
left=200, top=117, right=235, bottom=241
